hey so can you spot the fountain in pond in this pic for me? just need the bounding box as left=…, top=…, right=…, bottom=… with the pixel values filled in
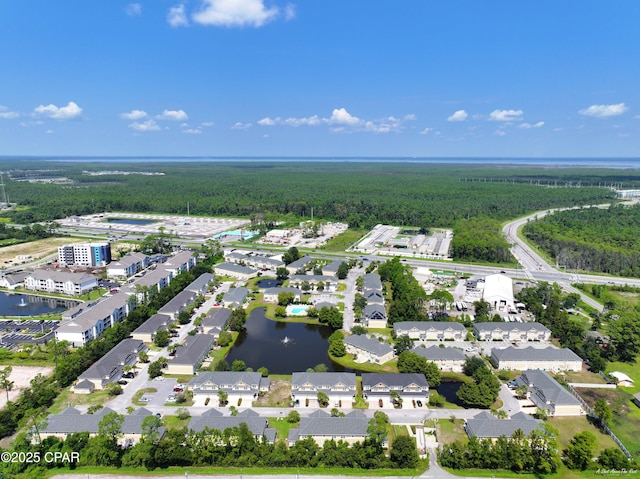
left=281, top=336, right=294, bottom=345
left=18, top=297, right=27, bottom=307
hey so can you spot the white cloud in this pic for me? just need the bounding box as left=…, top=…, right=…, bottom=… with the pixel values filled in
left=579, top=103, right=628, bottom=118
left=489, top=109, right=523, bottom=122
left=34, top=101, right=83, bottom=120
left=129, top=119, right=161, bottom=131
left=182, top=128, right=202, bottom=134
left=258, top=117, right=277, bottom=126
left=447, top=110, right=468, bottom=122
left=201, top=121, right=215, bottom=127
left=156, top=109, right=188, bottom=121
left=20, top=120, right=43, bottom=127
left=46, top=130, right=54, bottom=134
left=0, top=106, right=19, bottom=119
left=284, top=115, right=322, bottom=127
left=494, top=130, right=507, bottom=136
left=119, top=109, right=148, bottom=120
left=168, top=4, right=189, bottom=27
left=419, top=127, right=433, bottom=135
left=518, top=121, right=544, bottom=129
left=125, top=3, right=142, bottom=16
left=284, top=3, right=296, bottom=20
left=329, top=108, right=361, bottom=126
left=232, top=122, right=252, bottom=130
left=257, top=108, right=413, bottom=133
left=192, top=0, right=279, bottom=27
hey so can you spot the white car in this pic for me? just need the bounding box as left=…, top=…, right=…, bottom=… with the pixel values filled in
left=154, top=376, right=165, bottom=381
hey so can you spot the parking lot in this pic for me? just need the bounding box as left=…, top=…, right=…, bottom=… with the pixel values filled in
left=138, top=377, right=186, bottom=407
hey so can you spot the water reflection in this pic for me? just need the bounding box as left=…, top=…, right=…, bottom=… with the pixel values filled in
left=226, top=307, right=348, bottom=374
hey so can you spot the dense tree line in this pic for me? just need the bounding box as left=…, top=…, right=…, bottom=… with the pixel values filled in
left=439, top=425, right=560, bottom=474
left=523, top=204, right=640, bottom=276
left=378, top=257, right=427, bottom=323
left=0, top=160, right=616, bottom=229
left=1, top=413, right=418, bottom=477
left=451, top=217, right=512, bottom=263
left=0, top=222, right=57, bottom=243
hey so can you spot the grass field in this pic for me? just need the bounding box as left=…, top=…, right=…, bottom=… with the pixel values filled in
left=436, top=418, right=467, bottom=445
left=0, top=237, right=77, bottom=265
left=547, top=416, right=617, bottom=454
left=322, top=228, right=368, bottom=252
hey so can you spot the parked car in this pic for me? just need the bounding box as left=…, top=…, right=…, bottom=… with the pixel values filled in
left=173, top=386, right=184, bottom=393
left=118, top=380, right=128, bottom=386
left=122, top=372, right=135, bottom=379
left=379, top=399, right=383, bottom=408
left=416, top=400, right=423, bottom=407
left=139, top=396, right=150, bottom=403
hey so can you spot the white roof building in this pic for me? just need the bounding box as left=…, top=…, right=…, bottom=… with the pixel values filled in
left=483, top=274, right=515, bottom=312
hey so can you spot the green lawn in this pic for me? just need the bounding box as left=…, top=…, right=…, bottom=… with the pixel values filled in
left=163, top=415, right=190, bottom=430
left=547, top=416, right=617, bottom=454
left=322, top=228, right=368, bottom=252
left=436, top=418, right=467, bottom=445
left=267, top=416, right=296, bottom=440
left=330, top=352, right=398, bottom=373
left=48, top=388, right=111, bottom=414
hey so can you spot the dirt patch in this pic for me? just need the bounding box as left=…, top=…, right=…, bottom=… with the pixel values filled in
left=0, top=237, right=79, bottom=265
left=252, top=378, right=291, bottom=407
left=0, top=365, right=53, bottom=409
left=577, top=387, right=634, bottom=415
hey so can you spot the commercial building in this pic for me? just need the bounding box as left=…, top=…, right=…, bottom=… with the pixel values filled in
left=58, top=242, right=112, bottom=267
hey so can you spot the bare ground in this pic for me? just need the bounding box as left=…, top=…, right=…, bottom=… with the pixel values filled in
left=0, top=365, right=53, bottom=409
left=253, top=378, right=292, bottom=407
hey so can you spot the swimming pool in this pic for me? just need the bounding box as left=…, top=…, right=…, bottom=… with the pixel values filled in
left=212, top=229, right=259, bottom=240
left=288, top=305, right=309, bottom=316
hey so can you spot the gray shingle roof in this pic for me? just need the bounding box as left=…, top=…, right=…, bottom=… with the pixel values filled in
left=363, top=273, right=382, bottom=291
left=343, top=335, right=393, bottom=357
left=215, top=262, right=257, bottom=276
left=170, top=334, right=215, bottom=366
left=188, top=413, right=275, bottom=442
left=132, top=313, right=171, bottom=335
left=465, top=412, right=542, bottom=439
left=78, top=338, right=145, bottom=383
left=516, top=370, right=582, bottom=409
left=288, top=412, right=369, bottom=443
left=41, top=407, right=164, bottom=437
left=223, top=287, right=248, bottom=306
left=201, top=308, right=232, bottom=330
left=412, top=345, right=466, bottom=361
left=492, top=346, right=582, bottom=362
left=186, top=273, right=215, bottom=293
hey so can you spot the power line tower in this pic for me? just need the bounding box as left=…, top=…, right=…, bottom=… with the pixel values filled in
left=0, top=173, right=8, bottom=206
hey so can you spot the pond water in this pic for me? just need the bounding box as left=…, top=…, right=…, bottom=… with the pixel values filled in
left=0, top=293, right=77, bottom=317
left=434, top=381, right=463, bottom=406
left=225, top=307, right=349, bottom=374
left=255, top=279, right=282, bottom=289
left=105, top=218, right=158, bottom=225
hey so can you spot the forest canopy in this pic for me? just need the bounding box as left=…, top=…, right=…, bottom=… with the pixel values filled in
left=0, top=160, right=621, bottom=229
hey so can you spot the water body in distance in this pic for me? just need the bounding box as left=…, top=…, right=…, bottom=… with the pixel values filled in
left=225, top=307, right=349, bottom=374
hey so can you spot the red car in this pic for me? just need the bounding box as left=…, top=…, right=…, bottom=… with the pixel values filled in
left=173, top=387, right=184, bottom=393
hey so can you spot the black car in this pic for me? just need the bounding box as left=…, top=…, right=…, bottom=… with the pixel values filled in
left=416, top=400, right=422, bottom=407
left=118, top=380, right=128, bottom=385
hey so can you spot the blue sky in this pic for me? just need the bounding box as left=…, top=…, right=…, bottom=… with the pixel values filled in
left=1, top=1, right=639, bottom=157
